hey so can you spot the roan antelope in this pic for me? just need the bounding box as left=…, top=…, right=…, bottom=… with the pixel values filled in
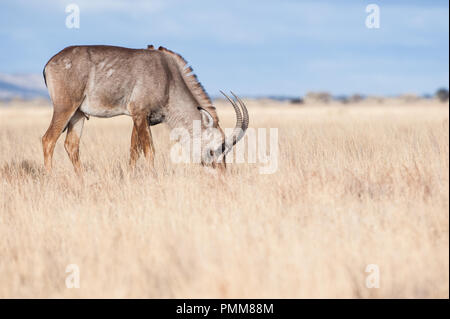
left=42, top=45, right=248, bottom=174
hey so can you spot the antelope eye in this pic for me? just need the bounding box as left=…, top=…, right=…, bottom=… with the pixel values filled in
left=209, top=150, right=214, bottom=157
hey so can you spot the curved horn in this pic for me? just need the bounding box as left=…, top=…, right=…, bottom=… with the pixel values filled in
left=198, top=107, right=214, bottom=127
left=231, top=91, right=249, bottom=133
left=218, top=91, right=249, bottom=157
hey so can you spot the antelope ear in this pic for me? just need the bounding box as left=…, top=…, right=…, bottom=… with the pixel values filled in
left=198, top=107, right=214, bottom=128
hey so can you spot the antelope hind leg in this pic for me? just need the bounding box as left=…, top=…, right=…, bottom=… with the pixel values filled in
left=64, top=110, right=86, bottom=174
left=42, top=109, right=77, bottom=172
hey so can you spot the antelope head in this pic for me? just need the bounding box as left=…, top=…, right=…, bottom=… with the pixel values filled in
left=198, top=91, right=249, bottom=170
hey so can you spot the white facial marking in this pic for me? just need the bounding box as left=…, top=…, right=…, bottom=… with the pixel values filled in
left=106, top=69, right=114, bottom=77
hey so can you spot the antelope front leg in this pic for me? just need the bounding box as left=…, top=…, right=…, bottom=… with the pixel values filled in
left=132, top=115, right=156, bottom=174
left=129, top=124, right=143, bottom=169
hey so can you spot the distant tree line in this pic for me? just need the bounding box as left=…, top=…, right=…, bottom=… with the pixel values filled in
left=436, top=88, right=449, bottom=102
left=288, top=88, right=449, bottom=104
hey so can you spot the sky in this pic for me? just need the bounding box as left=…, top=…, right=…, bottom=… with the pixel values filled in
left=0, top=0, right=448, bottom=97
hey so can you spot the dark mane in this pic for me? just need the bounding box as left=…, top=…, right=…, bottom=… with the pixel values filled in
left=157, top=46, right=218, bottom=124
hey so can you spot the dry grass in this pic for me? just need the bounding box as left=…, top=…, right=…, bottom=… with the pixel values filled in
left=0, top=101, right=448, bottom=298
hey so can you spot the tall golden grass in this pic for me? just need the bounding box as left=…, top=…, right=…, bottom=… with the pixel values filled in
left=0, top=100, right=448, bottom=298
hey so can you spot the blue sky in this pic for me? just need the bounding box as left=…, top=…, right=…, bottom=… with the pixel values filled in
left=0, top=0, right=448, bottom=96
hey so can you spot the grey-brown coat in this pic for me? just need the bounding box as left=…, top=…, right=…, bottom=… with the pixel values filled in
left=42, top=45, right=248, bottom=174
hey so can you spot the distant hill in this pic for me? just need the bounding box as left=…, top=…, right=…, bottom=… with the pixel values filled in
left=0, top=73, right=49, bottom=100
